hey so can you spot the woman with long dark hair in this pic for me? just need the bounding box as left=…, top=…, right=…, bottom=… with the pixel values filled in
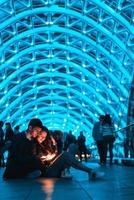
left=35, top=126, right=105, bottom=179
left=35, top=126, right=58, bottom=166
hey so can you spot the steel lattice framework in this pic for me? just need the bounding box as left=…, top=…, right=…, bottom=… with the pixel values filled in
left=0, top=0, right=134, bottom=155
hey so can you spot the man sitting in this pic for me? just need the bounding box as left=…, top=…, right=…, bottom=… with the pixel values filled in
left=3, top=118, right=43, bottom=179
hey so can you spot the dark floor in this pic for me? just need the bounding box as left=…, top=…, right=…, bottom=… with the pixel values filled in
left=0, top=162, right=134, bottom=200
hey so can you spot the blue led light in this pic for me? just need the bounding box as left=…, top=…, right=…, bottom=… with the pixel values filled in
left=0, top=0, right=133, bottom=157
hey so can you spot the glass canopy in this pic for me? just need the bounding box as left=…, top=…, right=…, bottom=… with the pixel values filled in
left=0, top=0, right=134, bottom=156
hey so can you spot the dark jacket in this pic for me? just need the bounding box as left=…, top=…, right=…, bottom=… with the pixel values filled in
left=78, top=135, right=86, bottom=149
left=3, top=134, right=43, bottom=179
left=5, top=128, right=14, bottom=142
left=0, top=127, right=4, bottom=146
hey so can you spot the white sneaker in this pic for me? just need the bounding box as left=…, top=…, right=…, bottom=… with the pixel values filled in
left=89, top=171, right=105, bottom=180
left=61, top=170, right=73, bottom=179
left=27, top=170, right=41, bottom=179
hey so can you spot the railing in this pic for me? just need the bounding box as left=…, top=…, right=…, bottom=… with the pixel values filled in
left=114, top=123, right=134, bottom=158
left=114, top=123, right=134, bottom=134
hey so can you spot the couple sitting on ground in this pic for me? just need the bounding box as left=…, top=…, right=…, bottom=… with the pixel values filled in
left=3, top=118, right=104, bottom=180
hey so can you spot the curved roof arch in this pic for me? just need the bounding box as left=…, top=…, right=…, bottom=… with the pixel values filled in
left=0, top=0, right=133, bottom=151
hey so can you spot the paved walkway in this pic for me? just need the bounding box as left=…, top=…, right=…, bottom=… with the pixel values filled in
left=0, top=162, right=134, bottom=200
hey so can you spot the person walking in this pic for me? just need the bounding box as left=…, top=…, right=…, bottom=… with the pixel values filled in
left=0, top=121, right=5, bottom=167
left=100, top=114, right=115, bottom=165
left=92, top=115, right=106, bottom=165
left=77, top=131, right=87, bottom=162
